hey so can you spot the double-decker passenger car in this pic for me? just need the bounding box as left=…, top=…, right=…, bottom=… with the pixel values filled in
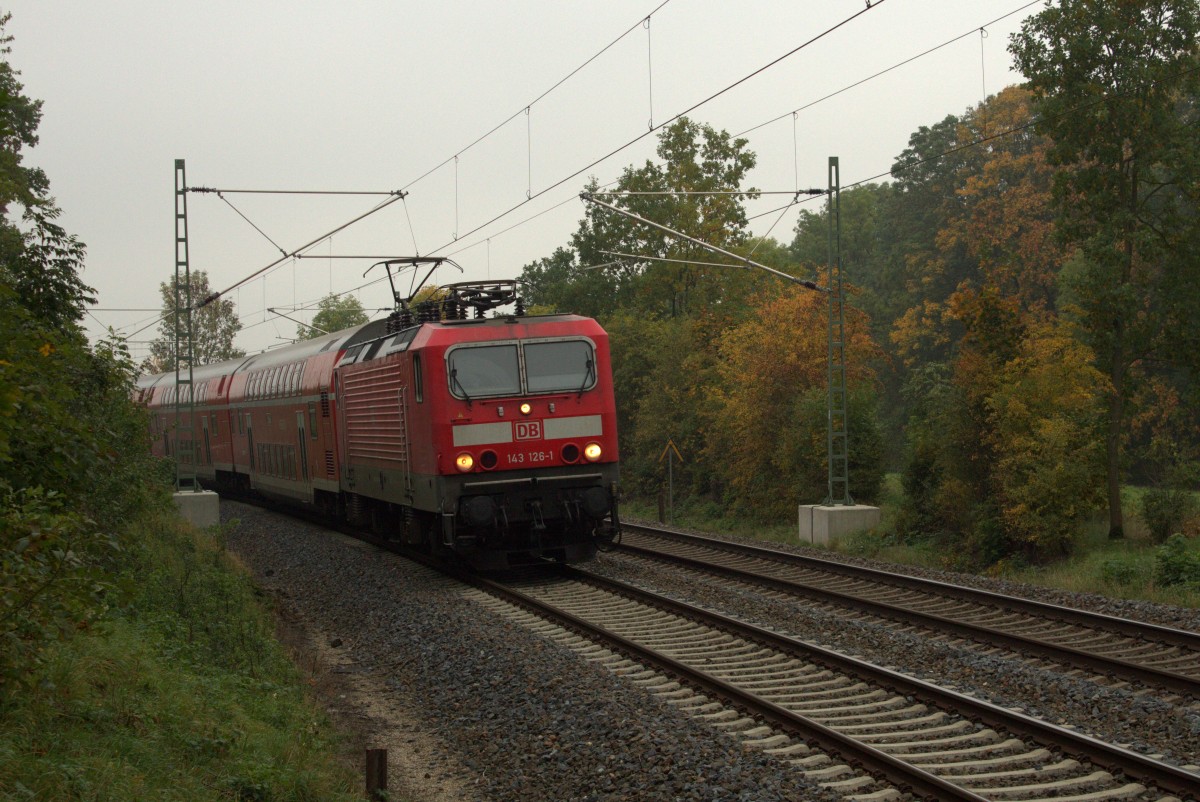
left=138, top=275, right=621, bottom=567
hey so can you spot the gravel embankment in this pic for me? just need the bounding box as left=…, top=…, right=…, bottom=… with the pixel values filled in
left=223, top=502, right=843, bottom=802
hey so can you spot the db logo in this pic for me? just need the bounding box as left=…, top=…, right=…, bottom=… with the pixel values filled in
left=515, top=421, right=542, bottom=441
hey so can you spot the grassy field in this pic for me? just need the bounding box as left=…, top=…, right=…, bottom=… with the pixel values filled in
left=0, top=508, right=363, bottom=802
left=625, top=478, right=1200, bottom=609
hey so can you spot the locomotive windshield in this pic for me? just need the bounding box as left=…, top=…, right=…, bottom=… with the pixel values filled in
left=447, top=344, right=520, bottom=397
left=525, top=340, right=594, bottom=393
left=446, top=338, right=595, bottom=399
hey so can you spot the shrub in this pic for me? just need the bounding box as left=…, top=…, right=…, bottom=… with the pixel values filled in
left=1140, top=487, right=1198, bottom=543
left=1154, top=534, right=1200, bottom=588
left=1099, top=556, right=1144, bottom=586
left=0, top=483, right=121, bottom=697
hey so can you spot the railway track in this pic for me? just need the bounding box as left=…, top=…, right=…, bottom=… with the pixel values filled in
left=458, top=563, right=1198, bottom=801
left=239, top=498, right=1198, bottom=799
left=614, top=523, right=1200, bottom=700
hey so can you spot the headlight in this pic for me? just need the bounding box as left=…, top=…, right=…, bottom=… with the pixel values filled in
left=455, top=453, right=475, bottom=472
left=519, top=402, right=532, bottom=415
left=583, top=442, right=602, bottom=462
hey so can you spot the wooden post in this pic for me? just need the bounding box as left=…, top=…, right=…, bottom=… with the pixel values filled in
left=366, top=748, right=387, bottom=800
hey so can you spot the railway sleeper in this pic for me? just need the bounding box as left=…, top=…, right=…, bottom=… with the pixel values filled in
left=740, top=733, right=792, bottom=749
left=845, top=789, right=904, bottom=802
left=713, top=665, right=836, bottom=683
left=814, top=704, right=939, bottom=729
left=709, top=716, right=758, bottom=731
left=661, top=692, right=710, bottom=707
left=803, top=762, right=859, bottom=781
left=818, top=774, right=878, bottom=792
left=788, top=752, right=835, bottom=768
left=765, top=688, right=889, bottom=709
left=860, top=723, right=1000, bottom=748
left=936, top=758, right=1081, bottom=784
left=970, top=771, right=1136, bottom=801
left=760, top=679, right=872, bottom=699
left=674, top=700, right=723, bottom=714
left=906, top=744, right=1050, bottom=767
left=794, top=695, right=918, bottom=718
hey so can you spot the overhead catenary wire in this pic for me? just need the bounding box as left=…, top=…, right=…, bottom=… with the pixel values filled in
left=384, top=0, right=1035, bottom=275
left=154, top=0, right=885, bottom=340
left=418, top=0, right=889, bottom=260
left=148, top=0, right=1072, bottom=348
left=391, top=0, right=675, bottom=200
left=196, top=191, right=407, bottom=309
left=216, top=191, right=287, bottom=257
left=95, top=2, right=1043, bottom=348
left=743, top=59, right=1200, bottom=225
left=732, top=0, right=1043, bottom=140
left=186, top=187, right=406, bottom=195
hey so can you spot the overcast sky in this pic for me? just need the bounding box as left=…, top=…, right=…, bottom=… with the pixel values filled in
left=8, top=1, right=1042, bottom=358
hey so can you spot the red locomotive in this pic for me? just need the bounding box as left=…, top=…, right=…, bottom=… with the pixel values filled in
left=137, top=267, right=621, bottom=568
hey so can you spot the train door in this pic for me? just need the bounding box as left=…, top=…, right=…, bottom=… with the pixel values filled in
left=296, top=411, right=309, bottom=482
left=202, top=416, right=211, bottom=465
left=246, top=415, right=255, bottom=472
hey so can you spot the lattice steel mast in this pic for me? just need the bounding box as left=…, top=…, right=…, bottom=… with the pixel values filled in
left=824, top=157, right=852, bottom=506
left=173, top=159, right=198, bottom=492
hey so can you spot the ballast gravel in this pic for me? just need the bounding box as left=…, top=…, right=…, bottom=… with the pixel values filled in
left=222, top=502, right=842, bottom=802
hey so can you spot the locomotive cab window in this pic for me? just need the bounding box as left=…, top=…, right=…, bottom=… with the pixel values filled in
left=526, top=340, right=595, bottom=393
left=446, top=344, right=520, bottom=399
left=446, top=339, right=596, bottom=399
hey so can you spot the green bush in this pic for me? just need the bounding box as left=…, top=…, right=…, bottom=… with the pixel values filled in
left=1154, top=534, right=1200, bottom=588
left=1099, top=556, right=1144, bottom=586
left=0, top=483, right=122, bottom=696
left=1140, top=487, right=1198, bottom=543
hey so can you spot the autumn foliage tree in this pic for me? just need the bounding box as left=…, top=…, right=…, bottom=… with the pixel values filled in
left=888, top=88, right=1110, bottom=566
left=1011, top=0, right=1200, bottom=538
left=705, top=288, right=883, bottom=520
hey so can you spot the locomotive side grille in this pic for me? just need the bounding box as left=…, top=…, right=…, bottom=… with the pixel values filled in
left=324, top=450, right=335, bottom=478
left=342, top=364, right=408, bottom=466
left=320, top=388, right=330, bottom=417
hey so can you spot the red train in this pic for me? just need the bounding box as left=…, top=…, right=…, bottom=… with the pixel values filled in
left=137, top=275, right=621, bottom=568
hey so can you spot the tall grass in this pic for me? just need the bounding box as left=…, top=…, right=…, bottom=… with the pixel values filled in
left=0, top=508, right=362, bottom=801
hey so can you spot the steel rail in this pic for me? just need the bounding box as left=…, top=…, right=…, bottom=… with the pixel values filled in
left=556, top=565, right=1200, bottom=799
left=624, top=523, right=1200, bottom=650
left=616, top=538, right=1200, bottom=696
left=458, top=567, right=990, bottom=801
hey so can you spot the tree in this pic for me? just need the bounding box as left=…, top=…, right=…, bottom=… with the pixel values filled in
left=0, top=14, right=91, bottom=331
left=146, top=271, right=244, bottom=372
left=704, top=288, right=883, bottom=520
left=1010, top=0, right=1200, bottom=538
left=564, top=117, right=762, bottom=320
left=297, top=293, right=368, bottom=340
left=0, top=18, right=160, bottom=693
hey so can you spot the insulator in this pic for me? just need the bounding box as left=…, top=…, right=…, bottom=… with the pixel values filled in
left=417, top=302, right=440, bottom=323
left=515, top=297, right=526, bottom=317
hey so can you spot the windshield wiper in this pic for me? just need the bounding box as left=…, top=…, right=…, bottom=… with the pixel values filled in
left=450, top=368, right=472, bottom=406
left=577, top=358, right=595, bottom=398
